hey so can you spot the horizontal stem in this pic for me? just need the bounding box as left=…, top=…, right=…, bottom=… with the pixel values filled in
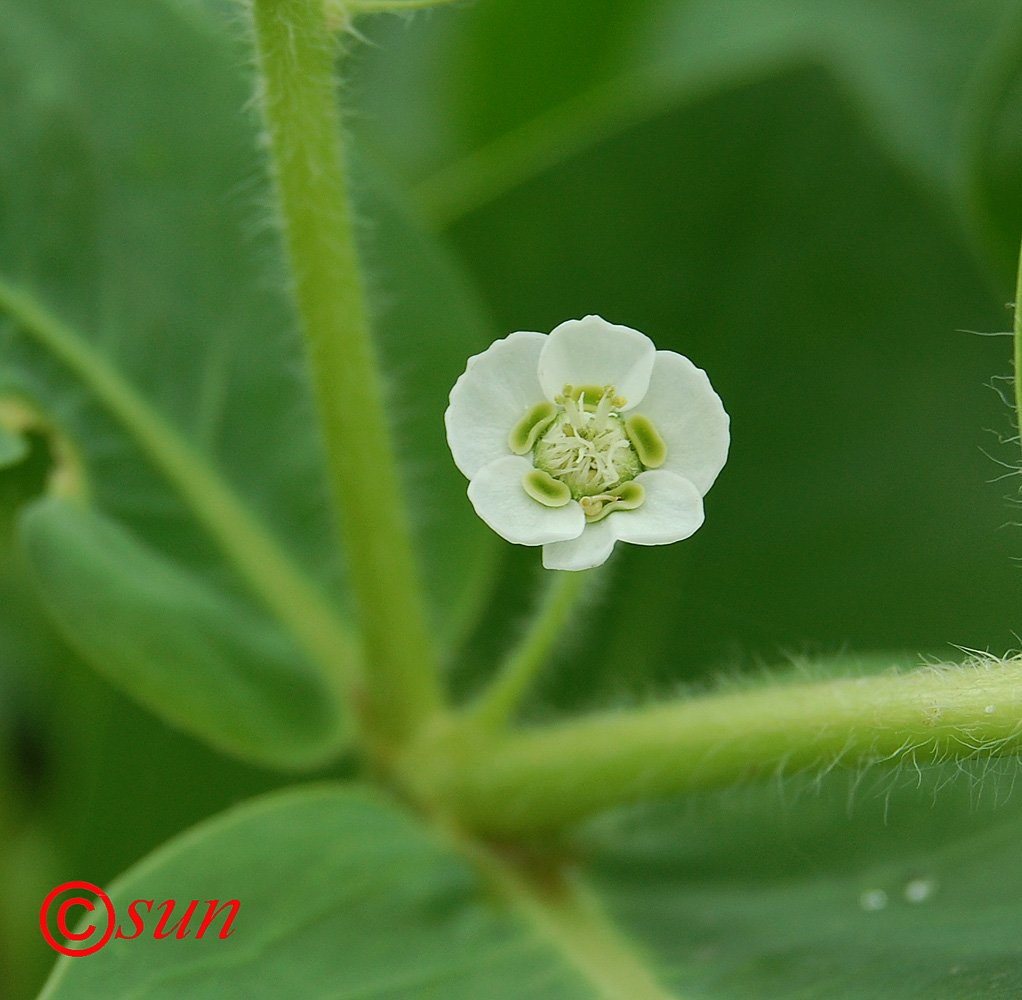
left=421, top=659, right=1022, bottom=836
left=0, top=277, right=360, bottom=709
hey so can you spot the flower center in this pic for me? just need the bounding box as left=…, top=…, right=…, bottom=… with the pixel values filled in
left=509, top=384, right=667, bottom=523
left=534, top=385, right=639, bottom=498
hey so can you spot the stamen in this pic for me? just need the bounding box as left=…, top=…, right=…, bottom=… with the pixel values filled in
left=529, top=383, right=648, bottom=506
left=563, top=396, right=583, bottom=431
left=573, top=384, right=607, bottom=407
left=612, top=480, right=645, bottom=506
left=581, top=480, right=646, bottom=523
left=594, top=386, right=614, bottom=431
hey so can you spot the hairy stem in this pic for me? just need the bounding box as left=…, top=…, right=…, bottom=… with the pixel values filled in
left=1014, top=237, right=1022, bottom=434
left=250, top=0, right=441, bottom=745
left=467, top=570, right=592, bottom=730
left=419, top=659, right=1022, bottom=836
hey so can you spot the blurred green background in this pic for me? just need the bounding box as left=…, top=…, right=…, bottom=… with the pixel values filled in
left=4, top=0, right=1022, bottom=996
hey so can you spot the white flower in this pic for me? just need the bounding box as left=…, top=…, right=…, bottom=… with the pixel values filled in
left=445, top=316, right=729, bottom=571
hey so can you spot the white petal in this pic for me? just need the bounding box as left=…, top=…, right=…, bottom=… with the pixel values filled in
left=537, top=316, right=655, bottom=410
left=634, top=350, right=729, bottom=495
left=468, top=456, right=585, bottom=545
left=445, top=332, right=547, bottom=478
left=543, top=470, right=705, bottom=568
left=542, top=518, right=617, bottom=571
left=612, top=470, right=704, bottom=545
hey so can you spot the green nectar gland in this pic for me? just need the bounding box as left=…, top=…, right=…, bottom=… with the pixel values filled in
left=508, top=384, right=666, bottom=522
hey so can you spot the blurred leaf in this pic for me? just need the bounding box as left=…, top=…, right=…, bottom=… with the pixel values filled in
left=44, top=654, right=300, bottom=888
left=586, top=773, right=1022, bottom=998
left=0, top=424, right=27, bottom=468
left=0, top=823, right=60, bottom=1000
left=639, top=0, right=1014, bottom=209
left=353, top=0, right=1018, bottom=231
left=4, top=649, right=295, bottom=1000
left=0, top=0, right=495, bottom=755
left=19, top=495, right=342, bottom=769
left=39, top=786, right=600, bottom=999
left=38, top=772, right=1022, bottom=999
left=965, top=7, right=1022, bottom=279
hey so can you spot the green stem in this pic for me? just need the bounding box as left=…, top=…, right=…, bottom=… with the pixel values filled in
left=250, top=0, right=441, bottom=745
left=1014, top=236, right=1022, bottom=436
left=464, top=842, right=681, bottom=1000
left=0, top=278, right=359, bottom=707
left=421, top=659, right=1022, bottom=836
left=468, top=570, right=591, bottom=730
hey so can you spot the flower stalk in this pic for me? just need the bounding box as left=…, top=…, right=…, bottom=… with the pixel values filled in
left=468, top=569, right=592, bottom=730
left=249, top=0, right=441, bottom=746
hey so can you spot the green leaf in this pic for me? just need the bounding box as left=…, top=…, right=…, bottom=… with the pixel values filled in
left=38, top=786, right=601, bottom=999
left=39, top=778, right=1022, bottom=999
left=0, top=423, right=27, bottom=468
left=585, top=775, right=1022, bottom=998
left=964, top=11, right=1022, bottom=279
left=352, top=0, right=1016, bottom=229
left=638, top=0, right=1013, bottom=208
left=0, top=0, right=495, bottom=756
left=19, top=496, right=343, bottom=769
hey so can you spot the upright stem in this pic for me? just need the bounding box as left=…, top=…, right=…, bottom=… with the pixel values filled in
left=250, top=0, right=441, bottom=745
left=468, top=570, right=591, bottom=730
left=1014, top=237, right=1022, bottom=440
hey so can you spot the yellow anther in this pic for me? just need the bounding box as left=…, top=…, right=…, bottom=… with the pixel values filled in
left=580, top=481, right=645, bottom=523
